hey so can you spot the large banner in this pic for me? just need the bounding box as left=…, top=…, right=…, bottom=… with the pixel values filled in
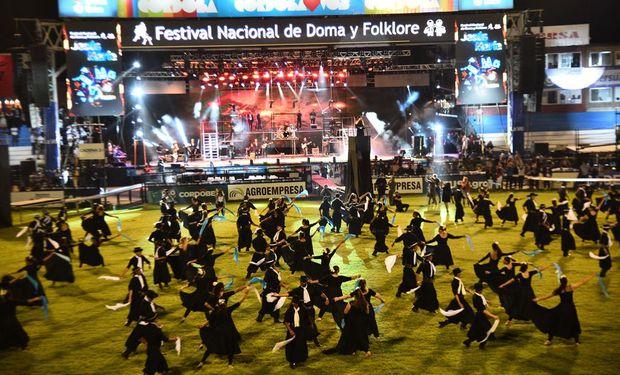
left=78, top=143, right=106, bottom=160
left=228, top=180, right=307, bottom=201
left=0, top=54, right=15, bottom=98
left=147, top=184, right=226, bottom=204
left=65, top=22, right=124, bottom=116
left=121, top=14, right=456, bottom=49
left=456, top=14, right=507, bottom=105
left=59, top=0, right=512, bottom=18
left=372, top=177, right=424, bottom=194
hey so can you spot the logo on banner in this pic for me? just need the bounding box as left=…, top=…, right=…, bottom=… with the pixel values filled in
left=423, top=19, right=446, bottom=37
left=138, top=0, right=218, bottom=13
left=133, top=22, right=154, bottom=45
left=233, top=0, right=350, bottom=13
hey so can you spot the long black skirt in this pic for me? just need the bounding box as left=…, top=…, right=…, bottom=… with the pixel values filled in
left=44, top=254, right=75, bottom=283
left=413, top=281, right=439, bottom=312
left=153, top=260, right=171, bottom=285
left=144, top=350, right=168, bottom=375
left=285, top=328, right=308, bottom=364
left=443, top=298, right=474, bottom=326
left=561, top=230, right=576, bottom=255
left=0, top=314, right=29, bottom=350
left=467, top=311, right=492, bottom=342
left=200, top=325, right=241, bottom=356
left=78, top=243, right=104, bottom=267
left=397, top=266, right=417, bottom=295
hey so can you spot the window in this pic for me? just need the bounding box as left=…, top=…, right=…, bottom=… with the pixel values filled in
left=559, top=53, right=581, bottom=68
left=590, top=87, right=613, bottom=103
left=546, top=53, right=558, bottom=69
left=544, top=90, right=558, bottom=104
left=590, top=51, right=612, bottom=67
left=559, top=89, right=582, bottom=104
left=615, top=87, right=620, bottom=102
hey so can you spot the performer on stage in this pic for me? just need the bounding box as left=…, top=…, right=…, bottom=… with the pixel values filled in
left=153, top=244, right=171, bottom=289
left=370, top=212, right=394, bottom=257
left=474, top=242, right=517, bottom=287
left=256, top=262, right=283, bottom=324
left=317, top=266, right=360, bottom=325
left=498, top=263, right=551, bottom=323
left=534, top=204, right=553, bottom=250
left=340, top=279, right=385, bottom=338
left=409, top=211, right=436, bottom=242
left=442, top=182, right=453, bottom=214
left=329, top=289, right=371, bottom=356
left=474, top=193, right=495, bottom=228
left=283, top=296, right=309, bottom=369
left=393, top=192, right=410, bottom=212
left=78, top=236, right=105, bottom=268
left=573, top=205, right=601, bottom=243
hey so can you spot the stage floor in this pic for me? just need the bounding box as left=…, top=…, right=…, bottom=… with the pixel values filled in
left=165, top=154, right=349, bottom=168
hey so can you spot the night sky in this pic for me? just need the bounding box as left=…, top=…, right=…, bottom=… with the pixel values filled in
left=0, top=0, right=617, bottom=52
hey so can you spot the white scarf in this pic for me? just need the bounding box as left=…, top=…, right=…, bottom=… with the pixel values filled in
left=274, top=230, right=281, bottom=241
left=428, top=261, right=436, bottom=278
left=135, top=274, right=145, bottom=290
left=293, top=307, right=300, bottom=327
left=301, top=286, right=311, bottom=304
left=474, top=292, right=488, bottom=307
left=454, top=277, right=466, bottom=295
left=135, top=256, right=143, bottom=270
left=272, top=267, right=281, bottom=281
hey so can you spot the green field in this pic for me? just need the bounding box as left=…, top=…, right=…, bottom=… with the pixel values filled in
left=1, top=191, right=618, bottom=375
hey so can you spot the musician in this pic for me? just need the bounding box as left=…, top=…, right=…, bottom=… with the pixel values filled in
left=282, top=125, right=291, bottom=139
left=171, top=141, right=180, bottom=163
left=301, top=137, right=314, bottom=156
left=156, top=142, right=167, bottom=162
left=246, top=138, right=259, bottom=157
left=188, top=138, right=198, bottom=161
left=309, top=109, right=317, bottom=127
left=329, top=119, right=338, bottom=136
left=296, top=110, right=302, bottom=129
left=256, top=114, right=262, bottom=130
left=228, top=142, right=235, bottom=159
left=247, top=113, right=254, bottom=130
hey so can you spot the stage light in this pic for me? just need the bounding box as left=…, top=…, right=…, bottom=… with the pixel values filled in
left=134, top=104, right=142, bottom=110
left=344, top=82, right=348, bottom=87
left=200, top=85, right=205, bottom=90
left=312, top=73, right=318, bottom=78
left=242, top=75, right=249, bottom=80
left=238, top=62, right=243, bottom=68
left=174, top=117, right=189, bottom=144
left=224, top=72, right=229, bottom=76
left=133, top=61, right=141, bottom=69
left=252, top=73, right=260, bottom=79
left=241, top=83, right=245, bottom=88
left=437, top=58, right=442, bottom=63
left=193, top=102, right=202, bottom=118
left=228, top=75, right=235, bottom=81
left=136, top=76, right=142, bottom=81
left=287, top=72, right=294, bottom=78
left=228, top=83, right=233, bottom=87
left=136, top=117, right=143, bottom=123
left=338, top=72, right=345, bottom=78
left=131, top=87, right=144, bottom=97
left=277, top=71, right=284, bottom=78
left=210, top=102, right=218, bottom=108
left=135, top=129, right=144, bottom=138
left=214, top=84, right=219, bottom=89
left=263, top=72, right=271, bottom=79
left=218, top=76, right=226, bottom=82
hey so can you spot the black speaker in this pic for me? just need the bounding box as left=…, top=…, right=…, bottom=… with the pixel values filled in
left=171, top=163, right=181, bottom=173
left=20, top=160, right=36, bottom=186
left=519, top=35, right=545, bottom=96
left=534, top=143, right=549, bottom=155
left=30, top=45, right=49, bottom=107
left=0, top=146, right=12, bottom=227
left=413, top=136, right=424, bottom=155
left=347, top=136, right=372, bottom=196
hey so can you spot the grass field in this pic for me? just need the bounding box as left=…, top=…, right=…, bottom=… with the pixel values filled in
left=1, top=191, right=618, bottom=375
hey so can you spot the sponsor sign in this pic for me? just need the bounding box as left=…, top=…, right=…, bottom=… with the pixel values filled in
left=147, top=184, right=226, bottom=204
left=11, top=190, right=65, bottom=202
left=592, top=69, right=620, bottom=87
left=540, top=24, right=590, bottom=48
left=456, top=14, right=506, bottom=105
left=427, top=173, right=488, bottom=193
left=228, top=180, right=307, bottom=200
left=65, top=22, right=124, bottom=117
left=372, top=177, right=424, bottom=194
left=59, top=0, right=510, bottom=18
left=78, top=143, right=106, bottom=160
left=121, top=15, right=455, bottom=49
left=0, top=54, right=15, bottom=98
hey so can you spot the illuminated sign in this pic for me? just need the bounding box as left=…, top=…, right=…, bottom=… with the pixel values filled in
left=59, top=0, right=511, bottom=18
left=65, top=22, right=123, bottom=117
left=540, top=24, right=590, bottom=47
left=121, top=15, right=456, bottom=49
left=455, top=14, right=506, bottom=105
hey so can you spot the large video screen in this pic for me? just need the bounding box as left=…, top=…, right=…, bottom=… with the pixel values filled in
left=455, top=14, right=507, bottom=105
left=59, top=0, right=512, bottom=18
left=65, top=22, right=124, bottom=116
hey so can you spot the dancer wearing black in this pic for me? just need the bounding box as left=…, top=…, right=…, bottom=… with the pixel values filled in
left=534, top=204, right=553, bottom=250
left=532, top=273, right=596, bottom=346
left=331, top=194, right=344, bottom=233
left=256, top=263, right=282, bottom=323
left=453, top=183, right=466, bottom=223
left=473, top=242, right=517, bottom=287
left=439, top=268, right=474, bottom=329
left=153, top=244, right=171, bottom=289
left=197, top=286, right=250, bottom=368
left=317, top=266, right=360, bottom=324
left=370, top=212, right=394, bottom=257
left=520, top=193, right=538, bottom=237
left=395, top=242, right=421, bottom=298
left=499, top=263, right=551, bottom=324
left=125, top=267, right=148, bottom=327
left=78, top=236, right=105, bottom=267
left=329, top=288, right=371, bottom=356
left=412, top=253, right=439, bottom=313
left=573, top=205, right=601, bottom=243
left=474, top=194, right=494, bottom=228
left=0, top=284, right=43, bottom=350
left=425, top=226, right=464, bottom=270
left=463, top=283, right=499, bottom=349
left=561, top=209, right=576, bottom=257
left=497, top=193, right=519, bottom=226
left=598, top=225, right=612, bottom=277
left=141, top=318, right=179, bottom=375
left=283, top=296, right=309, bottom=369
left=339, top=279, right=384, bottom=338
left=409, top=211, right=436, bottom=242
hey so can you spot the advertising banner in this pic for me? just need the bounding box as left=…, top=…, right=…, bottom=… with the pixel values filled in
left=147, top=184, right=226, bottom=204
left=372, top=177, right=424, bottom=194
left=59, top=0, right=512, bottom=18
left=228, top=180, right=307, bottom=201
left=121, top=14, right=456, bottom=49
left=0, top=54, right=15, bottom=98
left=78, top=143, right=106, bottom=160
left=541, top=24, right=590, bottom=47
left=65, top=22, right=123, bottom=116
left=456, top=14, right=507, bottom=105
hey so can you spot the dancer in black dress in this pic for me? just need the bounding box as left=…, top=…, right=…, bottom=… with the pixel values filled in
left=347, top=202, right=363, bottom=237
left=283, top=296, right=309, bottom=369
left=246, top=229, right=269, bottom=279
left=331, top=194, right=344, bottom=233
left=573, top=205, right=601, bottom=243
left=303, top=240, right=344, bottom=281
left=395, top=241, right=422, bottom=297
left=463, top=283, right=499, bottom=349
left=42, top=246, right=75, bottom=285
left=256, top=263, right=282, bottom=323
left=370, top=212, right=394, bottom=257
left=473, top=242, right=517, bottom=287
left=532, top=273, right=596, bottom=345
left=78, top=236, right=104, bottom=267
left=197, top=286, right=250, bottom=368
left=125, top=267, right=149, bottom=326
left=332, top=288, right=371, bottom=356
left=474, top=193, right=494, bottom=228
left=0, top=285, right=43, bottom=350
left=393, top=192, right=410, bottom=212
left=499, top=263, right=551, bottom=324
left=409, top=211, right=436, bottom=242
left=496, top=257, right=519, bottom=322
left=442, top=182, right=453, bottom=214
left=236, top=208, right=256, bottom=252
left=520, top=193, right=538, bottom=237
left=496, top=193, right=519, bottom=226
left=561, top=209, right=576, bottom=257
left=294, top=219, right=320, bottom=255
left=339, top=279, right=384, bottom=338
left=153, top=244, right=171, bottom=289
left=425, top=226, right=464, bottom=270
left=534, top=204, right=554, bottom=250
left=140, top=318, right=179, bottom=375
left=412, top=253, right=439, bottom=313
left=317, top=266, right=361, bottom=324
left=598, top=225, right=612, bottom=277
left=453, top=183, right=466, bottom=223
left=439, top=268, right=474, bottom=329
